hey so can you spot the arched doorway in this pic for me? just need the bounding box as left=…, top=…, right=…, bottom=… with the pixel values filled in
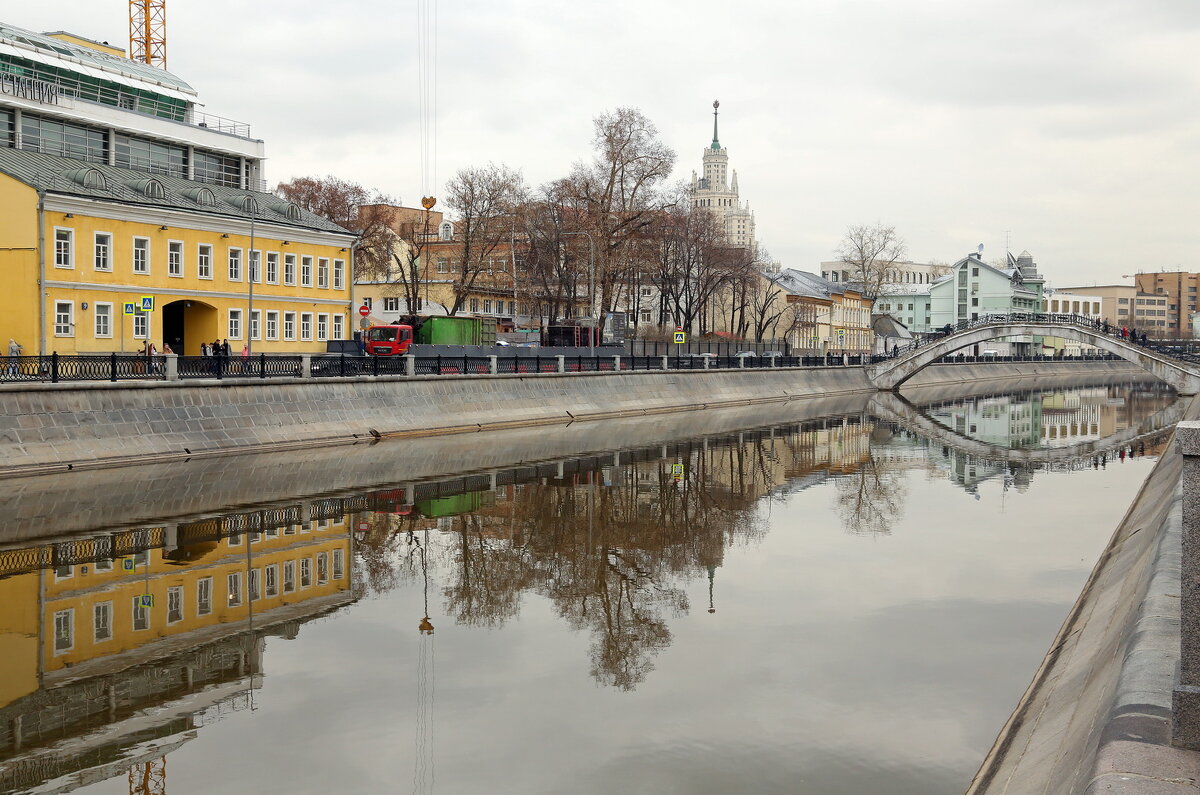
left=162, top=300, right=218, bottom=355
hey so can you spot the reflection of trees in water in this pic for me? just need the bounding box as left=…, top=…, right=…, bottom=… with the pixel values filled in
left=834, top=452, right=908, bottom=536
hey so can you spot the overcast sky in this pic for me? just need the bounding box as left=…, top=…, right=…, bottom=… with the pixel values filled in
left=14, top=0, right=1200, bottom=286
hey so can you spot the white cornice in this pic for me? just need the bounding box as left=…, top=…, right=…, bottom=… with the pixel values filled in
left=45, top=280, right=352, bottom=307
left=43, top=195, right=355, bottom=247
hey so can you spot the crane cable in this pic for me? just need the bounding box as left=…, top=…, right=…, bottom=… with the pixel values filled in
left=417, top=0, right=438, bottom=209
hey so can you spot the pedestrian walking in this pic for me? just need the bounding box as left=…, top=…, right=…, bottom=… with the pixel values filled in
left=6, top=338, right=21, bottom=378
left=222, top=339, right=232, bottom=357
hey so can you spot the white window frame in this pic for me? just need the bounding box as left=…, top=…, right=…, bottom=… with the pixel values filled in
left=383, top=297, right=399, bottom=312
left=250, top=568, right=261, bottom=602
left=266, top=251, right=280, bottom=284
left=53, top=227, right=74, bottom=269
left=228, top=308, right=243, bottom=340
left=167, top=239, right=184, bottom=277
left=167, top=585, right=184, bottom=624
left=283, top=560, right=296, bottom=592
left=197, top=576, right=213, bottom=616
left=284, top=253, right=296, bottom=286
left=132, top=312, right=148, bottom=339
left=333, top=259, right=345, bottom=290
left=54, top=300, right=74, bottom=337
left=250, top=309, right=261, bottom=341
left=284, top=311, right=296, bottom=341
left=300, top=557, right=312, bottom=588
left=265, top=564, right=279, bottom=597
left=266, top=310, right=279, bottom=340
left=132, top=596, right=150, bottom=631
left=317, top=552, right=329, bottom=584
left=197, top=243, right=213, bottom=279
left=317, top=258, right=329, bottom=289
left=94, top=301, right=113, bottom=338
left=331, top=314, right=343, bottom=341
left=333, top=548, right=344, bottom=579
left=317, top=313, right=328, bottom=341
left=53, top=608, right=74, bottom=654
left=301, top=256, right=313, bottom=288
left=249, top=249, right=262, bottom=284
left=301, top=312, right=313, bottom=341
left=132, top=236, right=150, bottom=274
left=228, top=247, right=243, bottom=282
left=227, top=572, right=243, bottom=607
left=93, top=231, right=112, bottom=271
left=93, top=601, right=113, bottom=642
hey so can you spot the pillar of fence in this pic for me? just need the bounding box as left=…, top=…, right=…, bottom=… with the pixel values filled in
left=299, top=354, right=312, bottom=378
left=404, top=355, right=415, bottom=376
left=660, top=355, right=669, bottom=370
left=1176, top=421, right=1200, bottom=748
left=556, top=355, right=565, bottom=373
left=165, top=353, right=179, bottom=381
left=613, top=355, right=621, bottom=371
left=703, top=356, right=711, bottom=370
left=488, top=355, right=498, bottom=375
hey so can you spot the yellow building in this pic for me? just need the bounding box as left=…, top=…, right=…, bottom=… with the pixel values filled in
left=0, top=23, right=355, bottom=354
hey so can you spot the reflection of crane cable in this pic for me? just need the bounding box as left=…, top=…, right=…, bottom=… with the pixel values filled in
left=414, top=530, right=435, bottom=795
left=416, top=0, right=438, bottom=204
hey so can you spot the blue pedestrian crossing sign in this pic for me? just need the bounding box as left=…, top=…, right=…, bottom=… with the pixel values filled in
left=671, top=463, right=685, bottom=481
left=139, top=295, right=155, bottom=312
left=123, top=302, right=138, bottom=315
left=123, top=557, right=135, bottom=570
left=673, top=330, right=686, bottom=344
left=139, top=594, right=153, bottom=607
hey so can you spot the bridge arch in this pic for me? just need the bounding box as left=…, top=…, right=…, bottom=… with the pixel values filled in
left=865, top=320, right=1200, bottom=395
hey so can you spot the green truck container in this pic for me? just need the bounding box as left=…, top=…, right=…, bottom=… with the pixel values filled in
left=415, top=316, right=497, bottom=346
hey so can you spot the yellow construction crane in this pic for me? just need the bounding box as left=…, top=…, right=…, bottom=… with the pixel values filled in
left=129, top=0, right=167, bottom=68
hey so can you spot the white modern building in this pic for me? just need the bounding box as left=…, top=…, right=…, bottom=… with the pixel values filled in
left=822, top=260, right=943, bottom=287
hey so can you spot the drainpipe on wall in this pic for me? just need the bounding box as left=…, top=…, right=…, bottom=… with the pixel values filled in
left=36, top=188, right=46, bottom=355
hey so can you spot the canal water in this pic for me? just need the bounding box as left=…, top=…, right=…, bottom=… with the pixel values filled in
left=0, top=381, right=1181, bottom=795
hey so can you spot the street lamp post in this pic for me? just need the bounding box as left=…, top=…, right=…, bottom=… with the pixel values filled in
left=247, top=210, right=256, bottom=355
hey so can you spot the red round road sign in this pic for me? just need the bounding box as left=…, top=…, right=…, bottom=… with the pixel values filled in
left=359, top=305, right=371, bottom=317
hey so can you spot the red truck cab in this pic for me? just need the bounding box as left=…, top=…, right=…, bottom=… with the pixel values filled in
left=365, top=325, right=414, bottom=356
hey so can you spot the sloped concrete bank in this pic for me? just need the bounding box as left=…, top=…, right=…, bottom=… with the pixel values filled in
left=969, top=396, right=1200, bottom=794
left=0, top=359, right=1144, bottom=478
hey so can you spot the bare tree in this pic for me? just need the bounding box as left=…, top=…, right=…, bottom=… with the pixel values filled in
left=444, top=164, right=526, bottom=316
left=834, top=223, right=907, bottom=299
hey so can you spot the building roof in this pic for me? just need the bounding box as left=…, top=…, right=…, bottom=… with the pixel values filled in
left=0, top=147, right=353, bottom=235
left=0, top=22, right=196, bottom=99
left=872, top=314, right=913, bottom=339
left=767, top=268, right=848, bottom=300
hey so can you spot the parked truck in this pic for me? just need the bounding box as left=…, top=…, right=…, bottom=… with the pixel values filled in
left=364, top=315, right=497, bottom=356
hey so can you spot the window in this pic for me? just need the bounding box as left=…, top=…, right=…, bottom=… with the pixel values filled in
left=266, top=252, right=279, bottom=284
left=363, top=297, right=373, bottom=309
left=483, top=299, right=493, bottom=314
left=437, top=258, right=448, bottom=274
left=317, top=552, right=329, bottom=584
left=229, top=309, right=242, bottom=339
left=95, top=558, right=113, bottom=572
left=168, top=240, right=184, bottom=277
left=284, top=311, right=296, bottom=340
left=470, top=298, right=479, bottom=313
left=284, top=253, right=296, bottom=285
left=55, top=564, right=72, bottom=580
left=508, top=301, right=515, bottom=315
left=265, top=564, right=279, bottom=597
left=249, top=569, right=261, bottom=602
left=94, top=601, right=113, bottom=642
left=266, top=310, right=279, bottom=340
left=383, top=297, right=399, bottom=312
left=133, top=312, right=148, bottom=339
left=332, top=315, right=343, bottom=340
left=198, top=577, right=213, bottom=615
left=317, top=313, right=328, bottom=341
left=132, top=596, right=150, bottom=631
left=94, top=302, right=112, bottom=337
left=300, top=558, right=312, bottom=588
left=249, top=250, right=262, bottom=284
left=228, top=247, right=242, bottom=281
left=133, top=237, right=150, bottom=274
left=94, top=232, right=111, bottom=271
left=283, top=561, right=296, bottom=593
left=301, top=313, right=313, bottom=341
left=54, top=609, right=74, bottom=653
left=317, top=258, right=329, bottom=288
left=333, top=549, right=344, bottom=579
left=227, top=572, right=243, bottom=607
left=198, top=244, right=213, bottom=279
left=250, top=309, right=261, bottom=340
left=54, top=227, right=74, bottom=268
left=167, top=585, right=184, bottom=624
left=54, top=301, right=74, bottom=336
left=333, top=259, right=344, bottom=290
left=301, top=256, right=313, bottom=287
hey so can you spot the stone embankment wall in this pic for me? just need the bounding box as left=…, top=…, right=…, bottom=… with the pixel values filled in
left=0, top=360, right=1145, bottom=478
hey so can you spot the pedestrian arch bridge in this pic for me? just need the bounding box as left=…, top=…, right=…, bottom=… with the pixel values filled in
left=866, top=314, right=1200, bottom=395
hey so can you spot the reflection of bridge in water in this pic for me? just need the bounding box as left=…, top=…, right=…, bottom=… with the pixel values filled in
left=869, top=389, right=1184, bottom=467
left=867, top=313, right=1200, bottom=394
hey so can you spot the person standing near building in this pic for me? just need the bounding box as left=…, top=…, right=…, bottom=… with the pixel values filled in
left=6, top=339, right=21, bottom=378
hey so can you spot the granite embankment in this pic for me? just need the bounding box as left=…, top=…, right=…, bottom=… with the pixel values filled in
left=0, top=360, right=1145, bottom=478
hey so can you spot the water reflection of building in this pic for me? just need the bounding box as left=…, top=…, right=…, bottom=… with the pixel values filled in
left=0, top=510, right=354, bottom=794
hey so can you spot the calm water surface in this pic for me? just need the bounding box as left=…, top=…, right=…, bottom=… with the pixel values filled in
left=0, top=381, right=1181, bottom=795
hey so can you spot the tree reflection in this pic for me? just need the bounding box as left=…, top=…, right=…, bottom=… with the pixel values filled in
left=835, top=451, right=908, bottom=537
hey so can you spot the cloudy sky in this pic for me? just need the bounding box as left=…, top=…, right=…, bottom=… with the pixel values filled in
left=14, top=0, right=1200, bottom=285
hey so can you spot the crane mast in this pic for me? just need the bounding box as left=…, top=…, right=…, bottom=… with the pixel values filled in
left=128, top=0, right=167, bottom=68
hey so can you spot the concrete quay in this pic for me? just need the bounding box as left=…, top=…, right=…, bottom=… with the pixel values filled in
left=969, top=397, right=1200, bottom=794
left=0, top=359, right=1145, bottom=479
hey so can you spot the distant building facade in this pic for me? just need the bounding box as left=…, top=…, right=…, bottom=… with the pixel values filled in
left=1133, top=272, right=1200, bottom=337
left=1054, top=284, right=1170, bottom=335
left=689, top=101, right=755, bottom=249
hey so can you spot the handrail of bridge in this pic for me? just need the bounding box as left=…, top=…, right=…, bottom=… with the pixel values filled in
left=884, top=313, right=1200, bottom=363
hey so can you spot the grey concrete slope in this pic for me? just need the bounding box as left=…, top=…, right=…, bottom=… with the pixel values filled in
left=869, top=391, right=1187, bottom=465
left=867, top=323, right=1200, bottom=394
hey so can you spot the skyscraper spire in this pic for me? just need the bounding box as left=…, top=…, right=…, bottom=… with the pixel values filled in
left=711, top=99, right=720, bottom=150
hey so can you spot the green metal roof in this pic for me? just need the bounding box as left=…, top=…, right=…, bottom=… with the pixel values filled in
left=0, top=147, right=352, bottom=236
